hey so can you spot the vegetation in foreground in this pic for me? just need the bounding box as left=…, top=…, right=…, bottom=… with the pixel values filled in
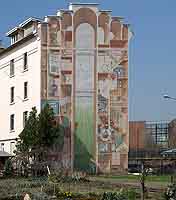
left=0, top=171, right=175, bottom=200
left=0, top=176, right=138, bottom=200
left=0, top=104, right=173, bottom=200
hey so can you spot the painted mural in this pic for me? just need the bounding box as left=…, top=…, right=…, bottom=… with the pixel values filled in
left=40, top=5, right=130, bottom=173
left=41, top=16, right=72, bottom=170
left=97, top=50, right=128, bottom=171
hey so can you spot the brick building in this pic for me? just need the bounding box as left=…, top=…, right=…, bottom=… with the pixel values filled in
left=129, top=121, right=169, bottom=166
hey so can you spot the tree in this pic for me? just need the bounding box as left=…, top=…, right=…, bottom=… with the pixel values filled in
left=17, top=104, right=64, bottom=152
left=37, top=104, right=64, bottom=162
left=16, top=107, right=38, bottom=153
left=15, top=104, right=64, bottom=176
left=38, top=104, right=59, bottom=148
left=4, top=159, right=13, bottom=177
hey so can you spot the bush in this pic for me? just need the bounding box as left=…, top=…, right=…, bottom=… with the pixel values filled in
left=125, top=189, right=137, bottom=200
left=164, top=183, right=176, bottom=200
left=48, top=170, right=89, bottom=183
left=102, top=191, right=128, bottom=200
left=101, top=189, right=137, bottom=200
left=4, top=159, right=13, bottom=177
left=43, top=183, right=61, bottom=197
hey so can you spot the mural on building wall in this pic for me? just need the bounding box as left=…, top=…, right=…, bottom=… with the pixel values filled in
left=97, top=49, right=128, bottom=171
left=39, top=6, right=130, bottom=173
left=40, top=16, right=72, bottom=170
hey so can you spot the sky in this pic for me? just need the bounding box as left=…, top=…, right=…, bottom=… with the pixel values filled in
left=1, top=0, right=176, bottom=122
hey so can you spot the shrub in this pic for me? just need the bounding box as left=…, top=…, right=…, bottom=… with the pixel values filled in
left=164, top=183, right=176, bottom=200
left=102, top=191, right=128, bottom=200
left=125, top=189, right=137, bottom=200
left=48, top=170, right=89, bottom=183
left=43, top=183, right=61, bottom=197
left=88, top=191, right=100, bottom=198
left=4, top=159, right=13, bottom=177
left=101, top=189, right=137, bottom=200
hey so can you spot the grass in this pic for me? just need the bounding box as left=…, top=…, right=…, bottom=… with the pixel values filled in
left=0, top=175, right=169, bottom=199
left=95, top=174, right=171, bottom=183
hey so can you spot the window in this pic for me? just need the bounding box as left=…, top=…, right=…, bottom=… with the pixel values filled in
left=10, top=142, right=15, bottom=154
left=10, top=87, right=14, bottom=103
left=10, top=114, right=15, bottom=131
left=23, top=52, right=28, bottom=70
left=1, top=143, right=4, bottom=151
left=24, top=25, right=34, bottom=37
left=11, top=34, right=18, bottom=44
left=23, top=111, right=28, bottom=127
left=10, top=59, right=14, bottom=77
left=24, top=82, right=28, bottom=99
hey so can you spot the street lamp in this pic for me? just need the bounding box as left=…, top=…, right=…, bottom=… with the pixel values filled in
left=163, top=94, right=176, bottom=101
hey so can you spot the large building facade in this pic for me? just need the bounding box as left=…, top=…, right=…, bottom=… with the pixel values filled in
left=129, top=121, right=169, bottom=166
left=0, top=3, right=132, bottom=173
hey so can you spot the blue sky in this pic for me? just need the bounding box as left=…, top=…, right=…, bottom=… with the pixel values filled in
left=1, top=0, right=176, bottom=121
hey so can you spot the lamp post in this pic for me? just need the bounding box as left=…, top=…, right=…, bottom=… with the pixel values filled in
left=163, top=94, right=176, bottom=101
left=163, top=94, right=176, bottom=183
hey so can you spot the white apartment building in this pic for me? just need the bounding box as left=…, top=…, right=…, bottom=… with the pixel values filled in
left=0, top=18, right=42, bottom=154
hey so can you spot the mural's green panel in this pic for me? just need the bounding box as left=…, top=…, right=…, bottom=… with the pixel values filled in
left=74, top=97, right=95, bottom=172
left=74, top=23, right=95, bottom=172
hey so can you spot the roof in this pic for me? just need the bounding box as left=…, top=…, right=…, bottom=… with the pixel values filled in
left=59, top=9, right=73, bottom=13
left=69, top=2, right=99, bottom=6
left=6, top=17, right=43, bottom=37
left=0, top=33, right=36, bottom=57
left=99, top=10, right=112, bottom=13
left=19, top=17, right=43, bottom=28
left=112, top=16, right=124, bottom=22
left=0, top=151, right=12, bottom=157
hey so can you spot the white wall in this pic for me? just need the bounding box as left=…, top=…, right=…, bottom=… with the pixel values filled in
left=0, top=37, right=41, bottom=153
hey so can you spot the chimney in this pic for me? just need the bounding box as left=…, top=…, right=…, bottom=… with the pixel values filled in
left=0, top=40, right=5, bottom=53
